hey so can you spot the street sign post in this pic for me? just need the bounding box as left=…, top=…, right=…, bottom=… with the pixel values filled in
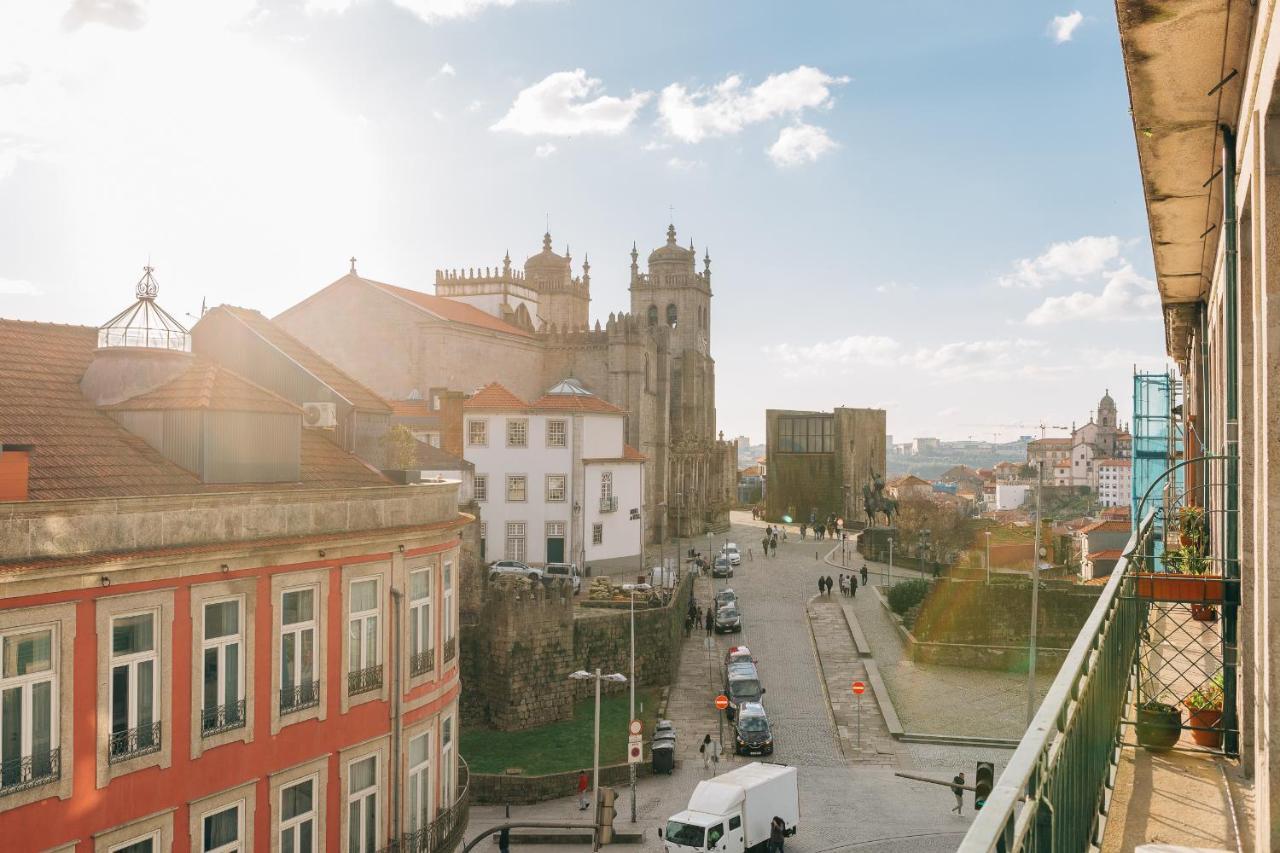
left=715, top=694, right=729, bottom=755
left=851, top=681, right=865, bottom=750
left=628, top=719, right=643, bottom=736
left=627, top=734, right=643, bottom=765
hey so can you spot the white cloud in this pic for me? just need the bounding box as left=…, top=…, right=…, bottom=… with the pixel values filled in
left=764, top=335, right=902, bottom=368
left=659, top=66, right=847, bottom=143
left=1025, top=264, right=1160, bottom=325
left=305, top=0, right=355, bottom=14
left=1050, top=11, right=1084, bottom=43
left=907, top=338, right=1050, bottom=380
left=438, top=62, right=456, bottom=77
left=62, top=0, right=148, bottom=32
left=534, top=142, right=556, bottom=157
left=491, top=69, right=651, bottom=136
left=0, top=276, right=40, bottom=294
left=391, top=0, right=533, bottom=23
left=768, top=123, right=837, bottom=167
left=761, top=334, right=1064, bottom=380
left=999, top=235, right=1122, bottom=288
left=466, top=99, right=483, bottom=113
left=875, top=281, right=917, bottom=294
left=666, top=156, right=703, bottom=171
left=1076, top=346, right=1169, bottom=371
left=642, top=140, right=671, bottom=151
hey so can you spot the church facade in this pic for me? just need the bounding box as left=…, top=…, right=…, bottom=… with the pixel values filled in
left=276, top=225, right=735, bottom=544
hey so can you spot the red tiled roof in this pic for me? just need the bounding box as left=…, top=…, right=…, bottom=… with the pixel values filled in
left=104, top=360, right=301, bottom=415
left=584, top=444, right=647, bottom=463
left=215, top=306, right=390, bottom=412
left=1030, top=437, right=1072, bottom=446
left=1080, top=519, right=1132, bottom=534
left=1089, top=548, right=1125, bottom=560
left=1096, top=458, right=1132, bottom=468
left=389, top=400, right=435, bottom=418
left=370, top=277, right=535, bottom=338
left=529, top=392, right=625, bottom=414
left=464, top=383, right=528, bottom=410
left=299, top=431, right=391, bottom=487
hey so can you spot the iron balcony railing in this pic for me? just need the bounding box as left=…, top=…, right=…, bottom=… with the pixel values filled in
left=599, top=496, right=618, bottom=513
left=383, top=759, right=471, bottom=853
left=280, top=680, right=321, bottom=714
left=443, top=637, right=457, bottom=662
left=957, top=513, right=1152, bottom=853
left=0, top=747, right=60, bottom=795
left=348, top=663, right=384, bottom=696
left=410, top=649, right=435, bottom=677
left=201, top=699, right=247, bottom=736
left=108, top=721, right=162, bottom=764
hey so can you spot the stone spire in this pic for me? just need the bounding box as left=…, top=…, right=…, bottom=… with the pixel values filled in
left=503, top=250, right=511, bottom=275
left=666, top=223, right=677, bottom=245
left=542, top=231, right=553, bottom=252
left=582, top=254, right=591, bottom=286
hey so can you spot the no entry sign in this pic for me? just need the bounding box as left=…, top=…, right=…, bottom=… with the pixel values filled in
left=715, top=694, right=730, bottom=710
left=851, top=681, right=866, bottom=695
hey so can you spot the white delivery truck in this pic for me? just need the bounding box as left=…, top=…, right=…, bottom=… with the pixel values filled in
left=661, top=762, right=799, bottom=853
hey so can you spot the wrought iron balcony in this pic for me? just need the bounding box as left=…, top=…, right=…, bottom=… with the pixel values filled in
left=599, top=496, right=618, bottom=513
left=200, top=699, right=247, bottom=736
left=410, top=649, right=435, bottom=677
left=0, top=747, right=60, bottom=795
left=443, top=637, right=457, bottom=662
left=348, top=663, right=384, bottom=696
left=382, top=759, right=470, bottom=853
left=280, top=680, right=321, bottom=714
left=108, top=721, right=162, bottom=763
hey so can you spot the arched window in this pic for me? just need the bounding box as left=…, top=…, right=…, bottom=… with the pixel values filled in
left=666, top=303, right=678, bottom=327
left=647, top=305, right=658, bottom=326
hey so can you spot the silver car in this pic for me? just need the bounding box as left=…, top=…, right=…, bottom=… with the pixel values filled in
left=543, top=562, right=582, bottom=594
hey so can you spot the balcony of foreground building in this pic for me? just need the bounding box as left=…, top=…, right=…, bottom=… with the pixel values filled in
left=957, top=463, right=1255, bottom=853
left=379, top=759, right=470, bottom=853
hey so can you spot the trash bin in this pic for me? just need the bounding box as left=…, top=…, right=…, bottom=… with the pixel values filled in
left=651, top=734, right=676, bottom=774
left=654, top=719, right=675, bottom=739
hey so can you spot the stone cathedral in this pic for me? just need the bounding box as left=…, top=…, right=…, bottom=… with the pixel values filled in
left=277, top=224, right=736, bottom=542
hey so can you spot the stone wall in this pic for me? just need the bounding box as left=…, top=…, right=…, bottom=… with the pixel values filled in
left=469, top=760, right=654, bottom=806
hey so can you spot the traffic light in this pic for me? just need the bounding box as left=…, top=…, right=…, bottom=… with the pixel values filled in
left=975, top=761, right=994, bottom=810
left=596, top=786, right=617, bottom=844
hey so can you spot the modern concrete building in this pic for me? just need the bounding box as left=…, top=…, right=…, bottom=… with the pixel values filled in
left=763, top=407, right=886, bottom=525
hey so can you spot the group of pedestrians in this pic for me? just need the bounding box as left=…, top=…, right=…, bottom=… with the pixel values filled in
left=799, top=513, right=845, bottom=541
left=760, top=525, right=782, bottom=558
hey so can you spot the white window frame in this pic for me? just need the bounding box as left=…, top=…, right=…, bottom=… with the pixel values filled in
left=407, top=730, right=433, bottom=833
left=546, top=474, right=567, bottom=503
left=0, top=624, right=58, bottom=790
left=506, top=418, right=529, bottom=448
left=280, top=585, right=318, bottom=714
left=467, top=419, right=487, bottom=447
left=408, top=567, right=433, bottom=674
left=280, top=775, right=317, bottom=853
left=506, top=475, right=527, bottom=502
left=199, top=801, right=243, bottom=853
left=200, top=597, right=244, bottom=735
left=443, top=561, right=455, bottom=647
left=109, top=611, right=160, bottom=758
left=109, top=831, right=161, bottom=853
left=348, top=578, right=381, bottom=673
left=441, top=714, right=456, bottom=806
left=347, top=754, right=379, bottom=853
left=473, top=474, right=488, bottom=502
left=546, top=419, right=567, bottom=448
left=504, top=524, right=526, bottom=562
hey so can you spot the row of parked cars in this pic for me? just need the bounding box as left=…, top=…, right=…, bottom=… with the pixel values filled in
left=488, top=559, right=583, bottom=594
left=722, top=643, right=773, bottom=756
left=711, top=542, right=742, bottom=578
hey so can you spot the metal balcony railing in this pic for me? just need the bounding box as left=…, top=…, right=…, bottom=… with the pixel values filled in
left=410, top=649, right=435, bottom=677
left=599, top=496, right=618, bottom=513
left=348, top=663, right=384, bottom=696
left=0, top=747, right=60, bottom=795
left=108, top=721, right=162, bottom=763
left=280, top=680, right=321, bottom=714
left=201, top=699, right=247, bottom=736
left=443, top=637, right=457, bottom=662
left=383, top=759, right=471, bottom=853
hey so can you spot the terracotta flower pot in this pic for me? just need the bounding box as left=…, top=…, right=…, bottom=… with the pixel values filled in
left=1184, top=706, right=1223, bottom=749
left=1132, top=573, right=1226, bottom=603
left=1191, top=603, right=1218, bottom=622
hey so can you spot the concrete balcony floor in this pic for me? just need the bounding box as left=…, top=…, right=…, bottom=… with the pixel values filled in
left=1101, top=725, right=1255, bottom=853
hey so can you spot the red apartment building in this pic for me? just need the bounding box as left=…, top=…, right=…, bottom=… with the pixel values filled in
left=0, top=272, right=470, bottom=853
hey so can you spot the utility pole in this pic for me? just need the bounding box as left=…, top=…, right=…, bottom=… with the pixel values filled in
left=1027, top=460, right=1043, bottom=727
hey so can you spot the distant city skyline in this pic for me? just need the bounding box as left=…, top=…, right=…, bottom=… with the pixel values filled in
left=0, top=1, right=1168, bottom=443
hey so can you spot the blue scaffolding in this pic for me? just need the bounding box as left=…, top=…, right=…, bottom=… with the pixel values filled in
left=1132, top=370, right=1183, bottom=567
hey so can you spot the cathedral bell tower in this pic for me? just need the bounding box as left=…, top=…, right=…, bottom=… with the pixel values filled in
left=629, top=223, right=712, bottom=357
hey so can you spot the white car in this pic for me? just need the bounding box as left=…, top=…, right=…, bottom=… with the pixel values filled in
left=543, top=562, right=582, bottom=594
left=722, top=543, right=742, bottom=566
left=489, top=560, right=543, bottom=582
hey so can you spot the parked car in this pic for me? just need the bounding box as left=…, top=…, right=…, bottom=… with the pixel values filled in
left=489, top=560, right=543, bottom=582
left=714, top=588, right=738, bottom=611
left=723, top=645, right=753, bottom=669
left=712, top=555, right=733, bottom=578
left=722, top=543, right=742, bottom=566
left=723, top=661, right=764, bottom=718
left=715, top=604, right=742, bottom=633
left=543, top=562, right=582, bottom=594
left=732, top=702, right=774, bottom=756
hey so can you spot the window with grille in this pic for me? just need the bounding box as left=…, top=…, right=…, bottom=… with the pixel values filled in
left=474, top=475, right=487, bottom=502
left=600, top=472, right=613, bottom=500
left=409, top=569, right=432, bottom=677
left=467, top=419, right=487, bottom=447
left=109, top=612, right=159, bottom=761
left=506, top=419, right=528, bottom=448
left=592, top=524, right=603, bottom=545
left=546, top=474, right=566, bottom=502
left=201, top=598, right=244, bottom=736
left=1, top=625, right=57, bottom=791
left=408, top=732, right=432, bottom=833
left=505, top=524, right=526, bottom=562
left=547, top=420, right=567, bottom=448
left=348, top=579, right=381, bottom=695
left=777, top=416, right=834, bottom=453
left=280, top=587, right=317, bottom=714
left=506, top=475, right=527, bottom=502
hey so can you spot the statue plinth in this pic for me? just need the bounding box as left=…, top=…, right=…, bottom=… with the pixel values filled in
left=859, top=526, right=899, bottom=560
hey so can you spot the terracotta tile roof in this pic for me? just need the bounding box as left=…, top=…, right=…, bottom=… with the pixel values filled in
left=0, top=320, right=202, bottom=499
left=1029, top=437, right=1072, bottom=446
left=103, top=359, right=301, bottom=415
left=1080, top=519, right=1132, bottom=534
left=1089, top=548, right=1125, bottom=560
left=583, top=444, right=647, bottom=463
left=389, top=399, right=436, bottom=418
left=367, top=277, right=534, bottom=339
left=413, top=440, right=472, bottom=471
left=300, top=431, right=391, bottom=487
left=741, top=465, right=762, bottom=477
left=214, top=306, right=390, bottom=412
left=529, top=392, right=625, bottom=415
left=464, top=383, right=528, bottom=410
left=1096, top=458, right=1132, bottom=467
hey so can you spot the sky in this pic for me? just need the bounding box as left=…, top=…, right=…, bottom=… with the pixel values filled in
left=0, top=0, right=1170, bottom=445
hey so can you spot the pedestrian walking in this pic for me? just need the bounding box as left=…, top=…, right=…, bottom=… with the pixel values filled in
left=951, top=771, right=965, bottom=814
left=800, top=523, right=807, bottom=540
left=700, top=734, right=713, bottom=769
left=769, top=816, right=786, bottom=853
left=850, top=577, right=857, bottom=598
left=499, top=826, right=511, bottom=853
left=817, top=576, right=825, bottom=596
left=684, top=613, right=693, bottom=637
left=705, top=608, right=714, bottom=636
left=838, top=575, right=846, bottom=596
left=710, top=740, right=720, bottom=772
left=825, top=575, right=834, bottom=596
left=762, top=535, right=771, bottom=558
left=578, top=769, right=590, bottom=810
left=861, top=564, right=868, bottom=586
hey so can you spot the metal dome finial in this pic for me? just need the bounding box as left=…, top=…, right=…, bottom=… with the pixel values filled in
left=136, top=265, right=159, bottom=300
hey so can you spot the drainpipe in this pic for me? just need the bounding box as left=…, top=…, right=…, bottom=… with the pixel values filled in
left=391, top=587, right=405, bottom=842
left=1219, top=124, right=1240, bottom=757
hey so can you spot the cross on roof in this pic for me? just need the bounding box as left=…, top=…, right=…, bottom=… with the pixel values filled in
left=349, top=256, right=357, bottom=274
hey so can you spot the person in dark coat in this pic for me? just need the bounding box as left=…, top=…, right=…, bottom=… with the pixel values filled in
left=817, top=576, right=825, bottom=596
left=705, top=607, right=715, bottom=636
left=825, top=575, right=834, bottom=596
left=861, top=564, right=869, bottom=586
left=769, top=816, right=786, bottom=853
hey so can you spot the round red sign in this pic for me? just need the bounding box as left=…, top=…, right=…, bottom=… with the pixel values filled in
left=715, top=694, right=730, bottom=710
left=851, top=681, right=866, bottom=695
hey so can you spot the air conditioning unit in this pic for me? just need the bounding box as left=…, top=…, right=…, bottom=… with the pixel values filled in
left=303, top=402, right=337, bottom=429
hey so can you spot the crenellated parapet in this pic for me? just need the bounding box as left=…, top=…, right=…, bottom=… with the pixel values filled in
left=631, top=270, right=711, bottom=290
left=435, top=264, right=527, bottom=286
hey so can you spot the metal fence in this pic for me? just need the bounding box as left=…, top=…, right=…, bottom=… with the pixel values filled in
left=381, top=759, right=471, bottom=853
left=957, top=514, right=1151, bottom=853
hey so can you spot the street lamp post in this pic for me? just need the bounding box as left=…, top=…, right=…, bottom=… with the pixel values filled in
left=674, top=492, right=683, bottom=570
left=621, top=583, right=652, bottom=823
left=887, top=538, right=894, bottom=587
left=569, top=669, right=627, bottom=852
left=984, top=530, right=992, bottom=585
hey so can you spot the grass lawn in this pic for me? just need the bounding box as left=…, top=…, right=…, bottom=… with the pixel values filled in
left=461, top=687, right=661, bottom=776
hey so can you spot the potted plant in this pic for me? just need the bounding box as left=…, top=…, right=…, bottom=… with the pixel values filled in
left=1136, top=699, right=1183, bottom=751
left=1183, top=672, right=1224, bottom=749
left=1177, top=505, right=1206, bottom=550
left=1132, top=505, right=1225, bottom=604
